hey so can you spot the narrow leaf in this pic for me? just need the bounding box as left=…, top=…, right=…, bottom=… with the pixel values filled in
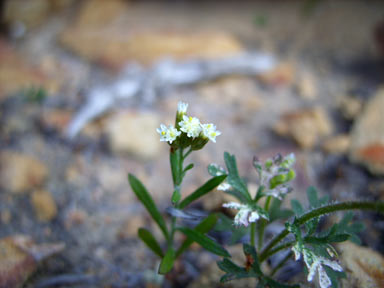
left=179, top=175, right=227, bottom=209
left=291, top=199, right=304, bottom=216
left=243, top=244, right=262, bottom=275
left=183, top=163, right=194, bottom=174
left=307, top=186, right=318, bottom=208
left=138, top=228, right=164, bottom=257
left=177, top=227, right=230, bottom=257
left=176, top=214, right=218, bottom=257
left=158, top=248, right=175, bottom=274
left=224, top=152, right=252, bottom=202
left=128, top=174, right=168, bottom=239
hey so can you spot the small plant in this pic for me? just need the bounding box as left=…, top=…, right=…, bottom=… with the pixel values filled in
left=129, top=101, right=384, bottom=287
left=128, top=101, right=228, bottom=274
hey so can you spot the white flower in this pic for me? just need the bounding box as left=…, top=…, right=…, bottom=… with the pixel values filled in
left=156, top=124, right=181, bottom=144
left=217, top=181, right=231, bottom=191
left=223, top=202, right=268, bottom=227
left=177, top=101, right=188, bottom=114
left=179, top=115, right=202, bottom=138
left=156, top=124, right=169, bottom=142
left=166, top=125, right=181, bottom=144
left=201, top=123, right=221, bottom=143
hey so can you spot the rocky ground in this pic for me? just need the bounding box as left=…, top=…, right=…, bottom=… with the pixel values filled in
left=1, top=0, right=384, bottom=287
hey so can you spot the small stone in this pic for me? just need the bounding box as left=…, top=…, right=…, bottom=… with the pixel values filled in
left=296, top=71, right=317, bottom=100
left=257, top=62, right=295, bottom=87
left=322, top=134, right=350, bottom=154
left=0, top=235, right=64, bottom=288
left=0, top=151, right=48, bottom=194
left=273, top=107, right=333, bottom=149
left=1, top=210, right=11, bottom=224
left=117, top=216, right=146, bottom=240
left=350, top=89, right=384, bottom=175
left=105, top=111, right=162, bottom=159
left=338, top=242, right=384, bottom=288
left=31, top=189, right=57, bottom=222
left=339, top=95, right=363, bottom=120
left=64, top=208, right=88, bottom=229
left=40, top=109, right=72, bottom=134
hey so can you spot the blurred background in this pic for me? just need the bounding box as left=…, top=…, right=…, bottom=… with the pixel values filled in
left=0, top=0, right=384, bottom=287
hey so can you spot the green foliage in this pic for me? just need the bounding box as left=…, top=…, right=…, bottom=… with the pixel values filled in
left=138, top=228, right=164, bottom=258
left=178, top=175, right=227, bottom=209
left=158, top=248, right=175, bottom=274
left=128, top=174, right=169, bottom=240
left=224, top=152, right=252, bottom=203
left=177, top=227, right=230, bottom=257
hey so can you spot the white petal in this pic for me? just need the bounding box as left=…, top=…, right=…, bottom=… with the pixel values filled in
left=321, top=258, right=343, bottom=272
left=249, top=211, right=260, bottom=222
left=222, top=202, right=244, bottom=210
left=318, top=265, right=332, bottom=288
left=217, top=182, right=231, bottom=191
left=307, top=260, right=319, bottom=282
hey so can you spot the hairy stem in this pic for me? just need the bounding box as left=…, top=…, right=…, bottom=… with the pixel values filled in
left=259, top=201, right=384, bottom=262
left=257, top=196, right=272, bottom=251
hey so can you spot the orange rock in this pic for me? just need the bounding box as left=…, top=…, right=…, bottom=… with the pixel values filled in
left=273, top=107, right=333, bottom=149
left=31, top=189, right=57, bottom=222
left=350, top=89, right=384, bottom=175
left=0, top=151, right=48, bottom=194
left=0, top=235, right=64, bottom=288
left=338, top=242, right=384, bottom=288
left=40, top=109, right=72, bottom=133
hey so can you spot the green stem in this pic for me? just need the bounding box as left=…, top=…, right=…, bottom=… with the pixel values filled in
left=250, top=222, right=256, bottom=247
left=260, top=241, right=295, bottom=262
left=259, top=201, right=384, bottom=262
left=183, top=148, right=193, bottom=159
left=257, top=196, right=272, bottom=251
left=270, top=251, right=292, bottom=277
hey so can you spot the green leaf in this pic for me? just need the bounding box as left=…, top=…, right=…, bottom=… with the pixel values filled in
left=158, top=248, right=175, bottom=274
left=128, top=174, right=169, bottom=240
left=307, top=186, right=319, bottom=208
left=291, top=199, right=304, bottom=216
left=176, top=214, right=218, bottom=257
left=328, top=212, right=364, bottom=244
left=177, top=227, right=230, bottom=257
left=217, top=258, right=251, bottom=283
left=179, top=175, right=227, bottom=209
left=224, top=152, right=252, bottom=202
left=138, top=228, right=164, bottom=258
left=183, top=163, right=194, bottom=175
left=207, top=164, right=226, bottom=177
left=269, top=198, right=294, bottom=222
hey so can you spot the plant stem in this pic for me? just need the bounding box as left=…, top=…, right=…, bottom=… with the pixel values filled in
left=183, top=148, right=193, bottom=159
left=270, top=251, right=293, bottom=277
left=250, top=222, right=256, bottom=247
left=260, top=241, right=295, bottom=262
left=257, top=196, right=272, bottom=251
left=259, top=201, right=384, bottom=262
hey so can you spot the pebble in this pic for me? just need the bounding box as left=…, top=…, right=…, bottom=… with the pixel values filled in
left=31, top=189, right=58, bottom=222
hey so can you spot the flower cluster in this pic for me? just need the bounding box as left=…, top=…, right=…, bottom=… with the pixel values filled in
left=253, top=153, right=296, bottom=200
left=292, top=243, right=343, bottom=288
left=156, top=101, right=221, bottom=149
left=222, top=202, right=268, bottom=227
